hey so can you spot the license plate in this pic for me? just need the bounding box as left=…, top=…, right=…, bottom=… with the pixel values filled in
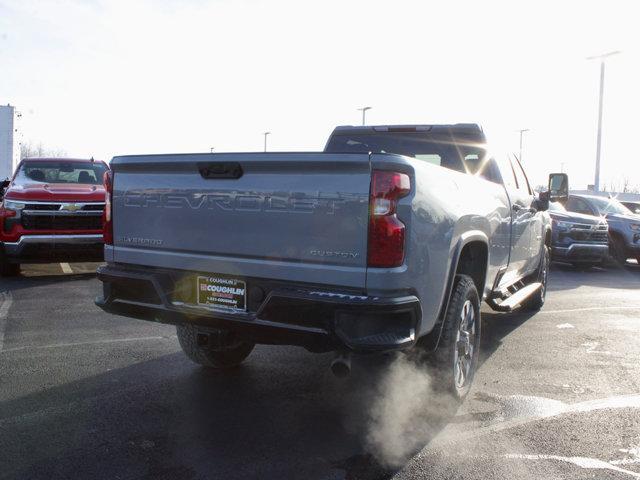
left=197, top=275, right=246, bottom=312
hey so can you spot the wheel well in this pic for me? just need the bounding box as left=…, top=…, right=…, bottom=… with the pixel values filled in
left=609, top=230, right=623, bottom=243
left=456, top=241, right=488, bottom=295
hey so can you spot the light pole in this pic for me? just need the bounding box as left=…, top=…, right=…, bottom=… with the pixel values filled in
left=263, top=132, right=270, bottom=152
left=517, top=129, right=530, bottom=162
left=587, top=50, right=620, bottom=192
left=357, top=107, right=372, bottom=126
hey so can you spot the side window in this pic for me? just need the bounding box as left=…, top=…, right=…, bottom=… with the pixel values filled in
left=462, top=153, right=495, bottom=183
left=511, top=157, right=532, bottom=194
left=496, top=155, right=517, bottom=190
left=566, top=197, right=594, bottom=215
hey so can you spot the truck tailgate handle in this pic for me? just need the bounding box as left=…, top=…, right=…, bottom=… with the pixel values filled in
left=197, top=162, right=243, bottom=179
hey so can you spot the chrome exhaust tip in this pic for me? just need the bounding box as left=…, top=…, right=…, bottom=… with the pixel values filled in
left=330, top=352, right=351, bottom=378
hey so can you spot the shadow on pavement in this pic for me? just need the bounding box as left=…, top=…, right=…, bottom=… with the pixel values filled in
left=0, top=272, right=537, bottom=479
left=0, top=345, right=466, bottom=480
left=0, top=271, right=98, bottom=295
left=547, top=262, right=640, bottom=292
left=479, top=309, right=536, bottom=371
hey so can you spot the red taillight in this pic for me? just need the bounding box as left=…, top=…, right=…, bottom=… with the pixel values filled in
left=102, top=170, right=113, bottom=245
left=368, top=170, right=411, bottom=268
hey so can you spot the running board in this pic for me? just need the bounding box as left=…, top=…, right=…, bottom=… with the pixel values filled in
left=490, top=282, right=542, bottom=312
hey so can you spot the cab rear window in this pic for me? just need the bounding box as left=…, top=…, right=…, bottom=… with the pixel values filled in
left=325, top=132, right=499, bottom=183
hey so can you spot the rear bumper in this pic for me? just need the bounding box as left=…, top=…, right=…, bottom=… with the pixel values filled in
left=1, top=234, right=104, bottom=263
left=95, top=264, right=421, bottom=353
left=551, top=243, right=609, bottom=263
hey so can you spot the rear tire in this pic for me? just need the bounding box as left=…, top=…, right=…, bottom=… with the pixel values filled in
left=176, top=324, right=254, bottom=368
left=524, top=245, right=549, bottom=311
left=430, top=274, right=480, bottom=401
left=0, top=259, right=20, bottom=277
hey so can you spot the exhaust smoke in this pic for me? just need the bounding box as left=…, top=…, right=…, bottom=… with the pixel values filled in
left=364, top=354, right=455, bottom=468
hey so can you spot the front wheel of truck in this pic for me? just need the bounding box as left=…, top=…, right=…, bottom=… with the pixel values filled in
left=176, top=324, right=255, bottom=369
left=430, top=274, right=481, bottom=401
left=524, top=244, right=549, bottom=311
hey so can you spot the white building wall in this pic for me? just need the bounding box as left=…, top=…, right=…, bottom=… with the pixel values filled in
left=0, top=105, right=20, bottom=180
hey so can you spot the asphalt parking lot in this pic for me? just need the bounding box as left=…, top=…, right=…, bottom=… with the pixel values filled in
left=1, top=262, right=639, bottom=480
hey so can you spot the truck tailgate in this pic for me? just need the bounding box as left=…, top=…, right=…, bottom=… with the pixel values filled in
left=110, top=153, right=371, bottom=289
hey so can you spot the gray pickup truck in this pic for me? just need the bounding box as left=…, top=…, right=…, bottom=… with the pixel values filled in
left=96, top=124, right=566, bottom=399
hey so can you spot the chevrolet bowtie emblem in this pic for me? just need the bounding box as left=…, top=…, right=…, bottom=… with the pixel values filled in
left=60, top=203, right=82, bottom=212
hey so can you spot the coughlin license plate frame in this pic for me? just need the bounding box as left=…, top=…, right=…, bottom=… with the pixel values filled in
left=196, top=275, right=247, bottom=312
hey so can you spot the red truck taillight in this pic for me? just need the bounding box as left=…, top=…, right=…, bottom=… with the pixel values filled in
left=367, top=170, right=410, bottom=268
left=103, top=170, right=113, bottom=245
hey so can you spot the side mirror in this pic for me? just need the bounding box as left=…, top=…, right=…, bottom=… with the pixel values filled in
left=548, top=173, right=568, bottom=202
left=0, top=179, right=9, bottom=198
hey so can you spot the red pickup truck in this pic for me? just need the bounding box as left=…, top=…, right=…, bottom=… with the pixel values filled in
left=0, top=157, right=109, bottom=276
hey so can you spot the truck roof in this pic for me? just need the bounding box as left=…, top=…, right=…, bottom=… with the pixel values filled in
left=331, top=123, right=483, bottom=132
left=329, top=123, right=486, bottom=142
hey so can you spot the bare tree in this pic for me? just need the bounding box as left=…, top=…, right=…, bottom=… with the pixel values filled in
left=601, top=177, right=640, bottom=195
left=20, top=141, right=66, bottom=160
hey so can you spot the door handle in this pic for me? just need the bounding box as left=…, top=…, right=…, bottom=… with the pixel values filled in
left=198, top=162, right=243, bottom=179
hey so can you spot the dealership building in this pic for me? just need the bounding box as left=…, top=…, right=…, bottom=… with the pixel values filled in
left=0, top=104, right=21, bottom=180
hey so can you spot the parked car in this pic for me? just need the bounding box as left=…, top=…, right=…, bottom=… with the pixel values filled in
left=547, top=201, right=608, bottom=268
left=621, top=200, right=640, bottom=215
left=95, top=124, right=566, bottom=400
left=0, top=157, right=109, bottom=276
left=566, top=194, right=640, bottom=265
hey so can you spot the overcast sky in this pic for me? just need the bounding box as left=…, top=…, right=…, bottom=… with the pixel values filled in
left=0, top=0, right=638, bottom=189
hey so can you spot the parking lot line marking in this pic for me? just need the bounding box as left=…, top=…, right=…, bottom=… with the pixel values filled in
left=60, top=262, right=73, bottom=274
left=434, top=394, right=640, bottom=449
left=505, top=454, right=640, bottom=478
left=0, top=292, right=12, bottom=351
left=540, top=305, right=640, bottom=315
left=0, top=334, right=177, bottom=354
